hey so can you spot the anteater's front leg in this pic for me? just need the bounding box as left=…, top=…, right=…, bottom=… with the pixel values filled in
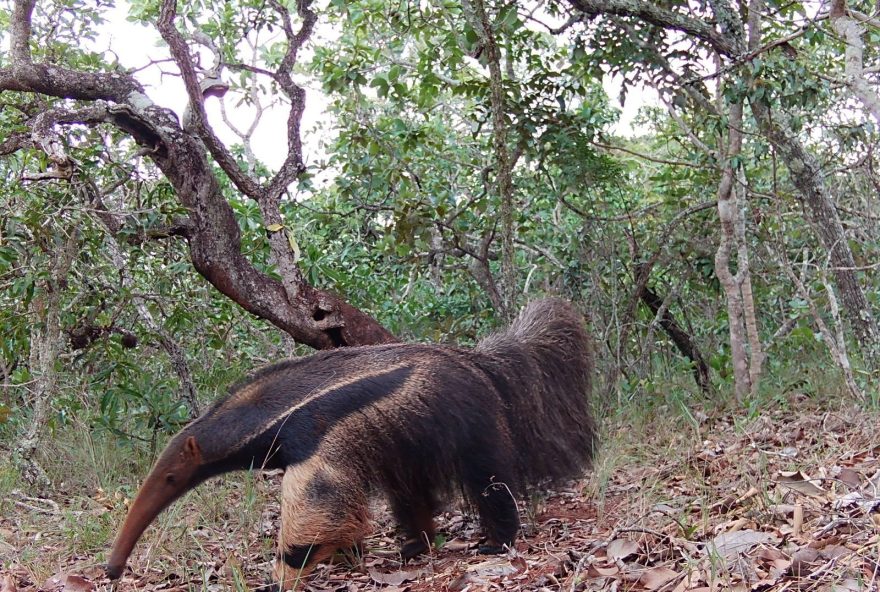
left=461, top=447, right=520, bottom=555
left=272, top=463, right=370, bottom=591
left=389, top=491, right=437, bottom=560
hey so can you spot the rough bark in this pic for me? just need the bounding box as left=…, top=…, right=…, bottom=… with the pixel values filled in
left=14, top=227, right=79, bottom=489
left=714, top=101, right=751, bottom=400
left=749, top=101, right=880, bottom=369
left=471, top=231, right=506, bottom=313
left=2, top=0, right=396, bottom=351
left=830, top=0, right=880, bottom=124
left=569, top=0, right=741, bottom=56
left=740, top=0, right=766, bottom=393
left=466, top=0, right=517, bottom=318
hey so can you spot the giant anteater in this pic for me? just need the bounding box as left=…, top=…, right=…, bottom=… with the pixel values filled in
left=106, top=298, right=597, bottom=589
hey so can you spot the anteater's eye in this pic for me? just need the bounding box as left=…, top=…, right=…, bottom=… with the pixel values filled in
left=165, top=473, right=176, bottom=484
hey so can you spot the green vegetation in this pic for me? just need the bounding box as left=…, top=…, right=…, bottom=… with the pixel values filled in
left=1, top=0, right=879, bottom=589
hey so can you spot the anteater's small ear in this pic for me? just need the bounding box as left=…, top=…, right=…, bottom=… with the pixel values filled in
left=183, top=436, right=202, bottom=463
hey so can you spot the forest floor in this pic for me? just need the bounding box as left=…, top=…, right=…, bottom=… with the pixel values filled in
left=1, top=395, right=879, bottom=592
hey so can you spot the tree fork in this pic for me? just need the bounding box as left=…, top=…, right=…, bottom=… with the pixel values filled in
left=3, top=0, right=397, bottom=352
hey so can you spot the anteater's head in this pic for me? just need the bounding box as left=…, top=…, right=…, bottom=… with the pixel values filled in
left=106, top=434, right=203, bottom=579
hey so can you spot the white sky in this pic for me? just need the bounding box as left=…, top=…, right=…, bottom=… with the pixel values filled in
left=98, top=3, right=652, bottom=174
left=101, top=2, right=332, bottom=171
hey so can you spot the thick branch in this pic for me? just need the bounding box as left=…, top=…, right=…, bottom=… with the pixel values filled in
left=467, top=0, right=516, bottom=317
left=0, top=65, right=146, bottom=103
left=831, top=0, right=880, bottom=124
left=10, top=0, right=37, bottom=64
left=750, top=99, right=880, bottom=368
left=640, top=283, right=711, bottom=393
left=568, top=0, right=743, bottom=56
left=0, top=132, right=34, bottom=156
left=4, top=3, right=395, bottom=350
left=156, top=0, right=263, bottom=199
left=106, top=102, right=395, bottom=348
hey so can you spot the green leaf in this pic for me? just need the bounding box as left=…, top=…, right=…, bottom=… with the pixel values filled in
left=287, top=231, right=301, bottom=263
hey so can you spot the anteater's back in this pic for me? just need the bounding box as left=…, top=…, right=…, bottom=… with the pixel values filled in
left=474, top=298, right=596, bottom=488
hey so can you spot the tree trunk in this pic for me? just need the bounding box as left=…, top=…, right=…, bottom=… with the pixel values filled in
left=750, top=100, right=880, bottom=370
left=715, top=101, right=754, bottom=400
left=830, top=0, right=880, bottom=125
left=14, top=226, right=79, bottom=489
left=467, top=0, right=517, bottom=318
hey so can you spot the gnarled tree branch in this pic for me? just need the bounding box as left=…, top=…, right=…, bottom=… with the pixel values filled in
left=2, top=0, right=396, bottom=350
left=569, top=0, right=743, bottom=56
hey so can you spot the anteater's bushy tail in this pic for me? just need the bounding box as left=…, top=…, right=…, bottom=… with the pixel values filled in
left=475, top=298, right=597, bottom=488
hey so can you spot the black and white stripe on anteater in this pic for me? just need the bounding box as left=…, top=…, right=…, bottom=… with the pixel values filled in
left=105, top=298, right=597, bottom=590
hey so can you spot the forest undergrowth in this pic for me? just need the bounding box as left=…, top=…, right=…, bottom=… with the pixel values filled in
left=1, top=390, right=878, bottom=592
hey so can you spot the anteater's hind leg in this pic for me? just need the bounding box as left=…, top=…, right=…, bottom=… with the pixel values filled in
left=462, top=449, right=520, bottom=554
left=273, top=463, right=370, bottom=590
left=389, top=490, right=437, bottom=560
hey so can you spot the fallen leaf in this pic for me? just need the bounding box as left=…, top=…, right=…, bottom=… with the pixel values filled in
left=777, top=470, right=826, bottom=497
left=468, top=558, right=518, bottom=578
left=820, top=545, right=851, bottom=560
left=834, top=491, right=880, bottom=512
left=447, top=573, right=474, bottom=591
left=838, top=468, right=862, bottom=489
left=587, top=564, right=619, bottom=577
left=63, top=575, right=94, bottom=592
left=832, top=579, right=864, bottom=592
left=669, top=570, right=705, bottom=592
left=1, top=574, right=17, bottom=592
left=790, top=547, right=820, bottom=577
left=756, top=547, right=791, bottom=573
left=40, top=574, right=65, bottom=590
left=607, top=538, right=639, bottom=561
left=367, top=568, right=425, bottom=586
left=78, top=566, right=106, bottom=581
left=442, top=539, right=471, bottom=551
left=652, top=503, right=679, bottom=516
left=639, top=566, right=678, bottom=590
left=868, top=469, right=880, bottom=491
left=709, top=529, right=778, bottom=559
left=509, top=555, right=527, bottom=573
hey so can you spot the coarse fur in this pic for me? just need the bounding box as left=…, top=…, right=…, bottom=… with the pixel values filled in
left=106, top=298, right=596, bottom=590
